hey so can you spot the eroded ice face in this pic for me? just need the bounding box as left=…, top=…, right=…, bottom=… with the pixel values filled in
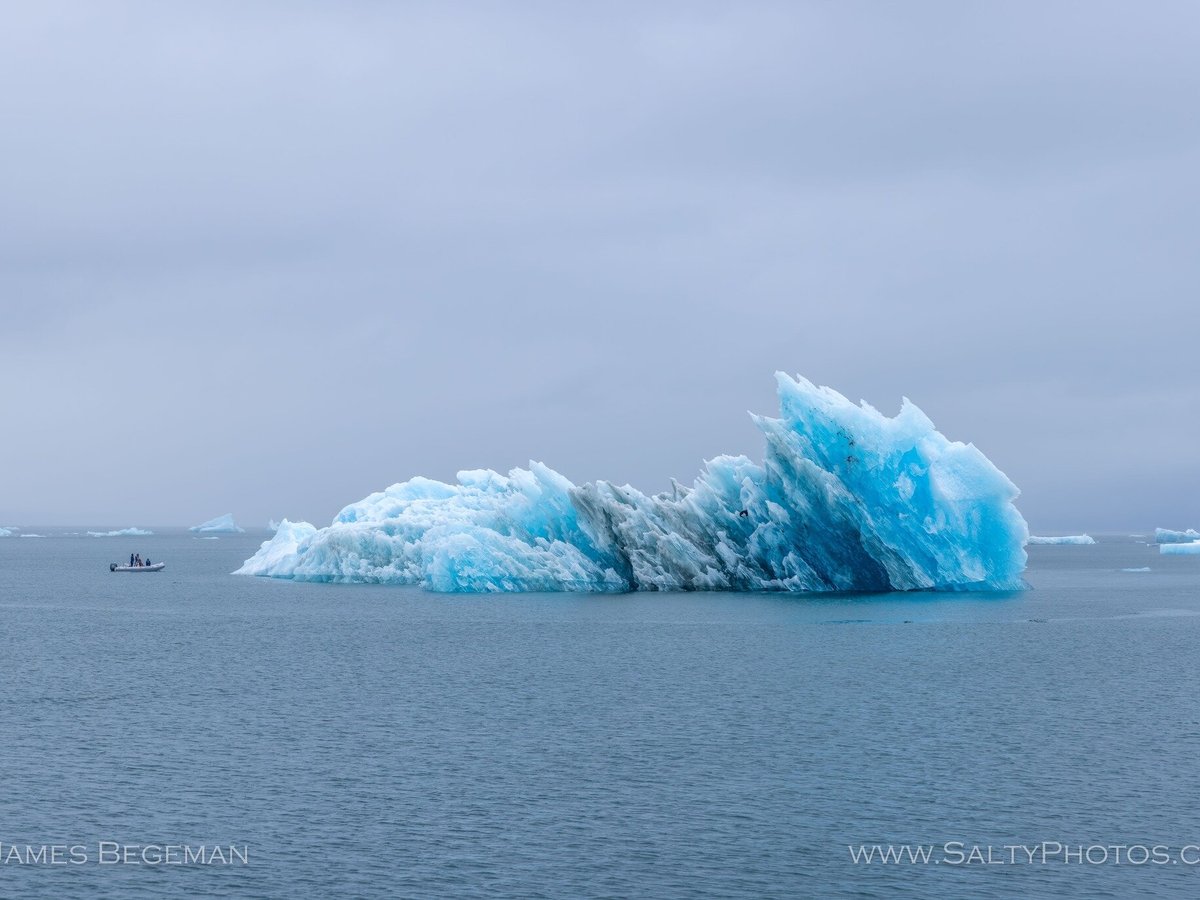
left=236, top=373, right=1028, bottom=593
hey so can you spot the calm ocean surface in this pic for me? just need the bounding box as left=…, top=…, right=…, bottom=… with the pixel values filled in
left=1, top=529, right=1198, bottom=898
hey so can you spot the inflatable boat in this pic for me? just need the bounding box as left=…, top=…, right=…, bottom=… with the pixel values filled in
left=109, top=562, right=165, bottom=572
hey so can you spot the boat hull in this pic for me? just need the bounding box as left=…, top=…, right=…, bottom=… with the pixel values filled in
left=110, top=563, right=165, bottom=572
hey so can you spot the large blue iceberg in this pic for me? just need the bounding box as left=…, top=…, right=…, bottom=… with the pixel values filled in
left=236, top=373, right=1029, bottom=592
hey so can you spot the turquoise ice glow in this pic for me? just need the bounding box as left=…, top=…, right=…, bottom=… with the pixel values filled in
left=236, top=374, right=1028, bottom=592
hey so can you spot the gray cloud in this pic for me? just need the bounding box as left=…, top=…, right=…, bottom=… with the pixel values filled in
left=2, top=1, right=1197, bottom=530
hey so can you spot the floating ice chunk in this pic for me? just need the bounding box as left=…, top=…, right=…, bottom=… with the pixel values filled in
left=1155, top=528, right=1200, bottom=544
left=236, top=373, right=1029, bottom=593
left=88, top=527, right=153, bottom=537
left=235, top=520, right=319, bottom=577
left=1028, top=534, right=1096, bottom=545
left=190, top=514, right=244, bottom=534
left=1121, top=567, right=1151, bottom=573
left=1161, top=542, right=1200, bottom=555
left=0, top=527, right=10, bottom=537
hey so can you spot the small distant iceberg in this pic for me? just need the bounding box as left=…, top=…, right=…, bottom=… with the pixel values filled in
left=1155, top=528, right=1200, bottom=544
left=0, top=527, right=11, bottom=537
left=190, top=514, right=244, bottom=534
left=1161, top=542, right=1200, bottom=556
left=1121, top=567, right=1151, bottom=573
left=88, top=527, right=153, bottom=537
left=20, top=534, right=45, bottom=538
left=1029, top=534, right=1096, bottom=545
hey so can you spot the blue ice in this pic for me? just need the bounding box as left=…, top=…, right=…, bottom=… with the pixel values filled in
left=1028, top=534, right=1095, bottom=545
left=1161, top=543, right=1200, bottom=556
left=236, top=374, right=1029, bottom=593
left=190, top=514, right=244, bottom=534
left=1155, top=527, right=1200, bottom=544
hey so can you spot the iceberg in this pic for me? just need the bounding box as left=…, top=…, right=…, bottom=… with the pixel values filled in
left=236, top=373, right=1029, bottom=593
left=190, top=514, right=244, bottom=534
left=1155, top=528, right=1200, bottom=544
left=1161, top=542, right=1200, bottom=555
left=1121, top=567, right=1151, bottom=573
left=1028, top=534, right=1096, bottom=545
left=0, top=527, right=11, bottom=537
left=88, top=527, right=153, bottom=537
left=240, top=520, right=320, bottom=577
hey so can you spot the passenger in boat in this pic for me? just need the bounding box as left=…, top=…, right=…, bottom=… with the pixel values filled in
left=135, top=553, right=142, bottom=567
left=145, top=558, right=151, bottom=566
left=130, top=553, right=135, bottom=567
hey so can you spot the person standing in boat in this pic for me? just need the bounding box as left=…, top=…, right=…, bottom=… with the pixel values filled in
left=130, top=552, right=135, bottom=567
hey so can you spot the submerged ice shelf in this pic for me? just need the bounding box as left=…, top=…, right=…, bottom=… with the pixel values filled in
left=1161, top=542, right=1200, bottom=556
left=237, top=373, right=1029, bottom=593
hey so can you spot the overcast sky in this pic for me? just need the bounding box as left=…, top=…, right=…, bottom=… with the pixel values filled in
left=1, top=1, right=1196, bottom=531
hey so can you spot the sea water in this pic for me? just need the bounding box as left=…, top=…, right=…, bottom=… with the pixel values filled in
left=0, top=530, right=1197, bottom=898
